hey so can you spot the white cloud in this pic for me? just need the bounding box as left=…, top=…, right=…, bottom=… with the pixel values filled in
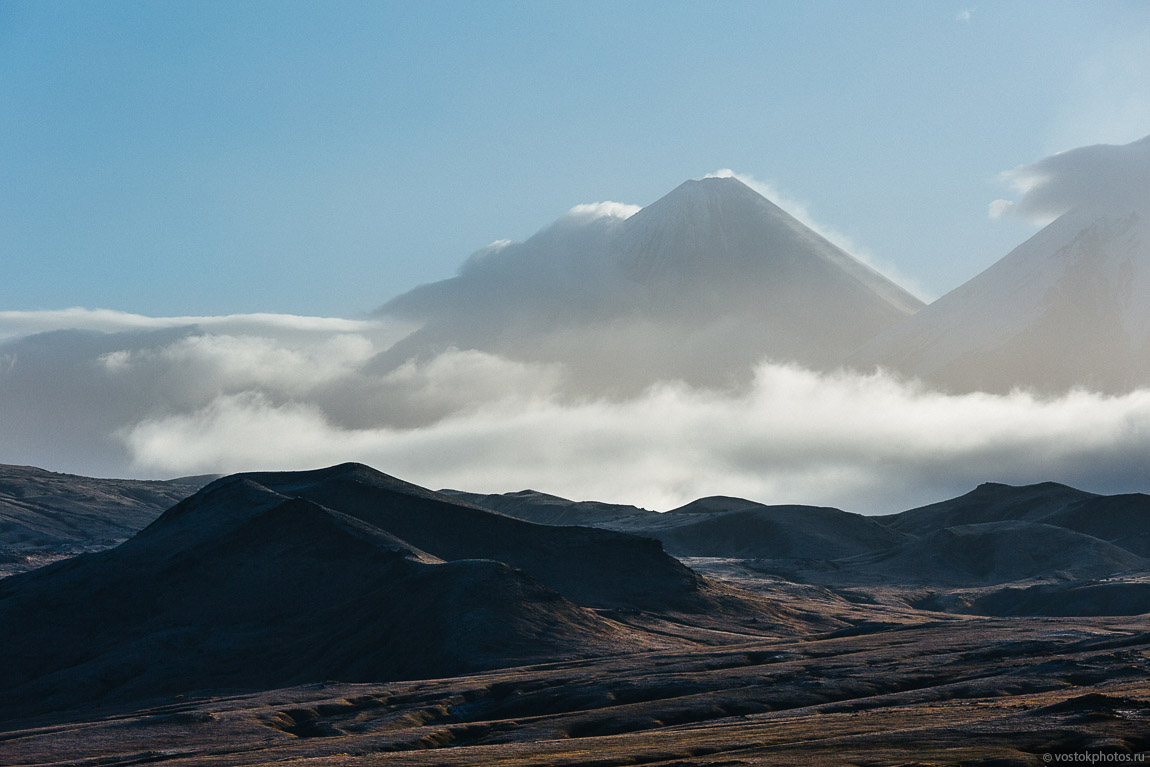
left=105, top=340, right=1150, bottom=514
left=6, top=307, right=1150, bottom=515
left=705, top=169, right=934, bottom=301
left=0, top=308, right=384, bottom=341
left=375, top=349, right=565, bottom=420
left=987, top=199, right=1014, bottom=219
left=99, top=332, right=375, bottom=396
left=955, top=9, right=972, bottom=23
left=120, top=360, right=1150, bottom=513
left=992, top=134, right=1150, bottom=224
left=563, top=201, right=642, bottom=221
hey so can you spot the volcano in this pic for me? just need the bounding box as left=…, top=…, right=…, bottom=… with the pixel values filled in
left=375, top=176, right=923, bottom=392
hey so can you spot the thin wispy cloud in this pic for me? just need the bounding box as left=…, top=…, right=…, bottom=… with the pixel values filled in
left=0, top=308, right=390, bottom=341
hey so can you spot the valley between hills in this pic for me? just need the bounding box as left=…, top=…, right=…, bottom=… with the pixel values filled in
left=2, top=462, right=1149, bottom=765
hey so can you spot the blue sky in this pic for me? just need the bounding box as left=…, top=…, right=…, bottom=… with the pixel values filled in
left=2, top=0, right=1148, bottom=317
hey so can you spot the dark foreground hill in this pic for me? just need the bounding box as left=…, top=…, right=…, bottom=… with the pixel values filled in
left=0, top=464, right=211, bottom=573
left=234, top=463, right=708, bottom=612
left=0, top=463, right=806, bottom=724
left=960, top=579, right=1150, bottom=616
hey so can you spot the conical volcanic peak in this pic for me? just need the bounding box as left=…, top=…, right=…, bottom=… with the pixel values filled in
left=620, top=177, right=817, bottom=282
left=619, top=176, right=921, bottom=313
left=372, top=175, right=923, bottom=392
left=635, top=176, right=780, bottom=218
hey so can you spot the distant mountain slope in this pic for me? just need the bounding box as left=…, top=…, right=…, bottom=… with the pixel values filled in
left=458, top=491, right=906, bottom=561
left=852, top=141, right=1150, bottom=395
left=844, top=521, right=1147, bottom=586
left=0, top=464, right=211, bottom=573
left=651, top=502, right=908, bottom=560
left=375, top=177, right=923, bottom=392
left=442, top=488, right=656, bottom=527
left=880, top=481, right=1150, bottom=558
left=461, top=481, right=1150, bottom=600
left=877, top=481, right=1097, bottom=535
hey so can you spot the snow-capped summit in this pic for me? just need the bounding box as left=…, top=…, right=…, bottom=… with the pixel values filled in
left=375, top=175, right=924, bottom=393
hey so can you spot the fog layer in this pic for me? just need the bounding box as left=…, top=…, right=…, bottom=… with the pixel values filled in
left=4, top=310, right=1150, bottom=513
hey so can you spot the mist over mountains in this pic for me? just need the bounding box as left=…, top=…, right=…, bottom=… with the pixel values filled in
left=2, top=136, right=1150, bottom=512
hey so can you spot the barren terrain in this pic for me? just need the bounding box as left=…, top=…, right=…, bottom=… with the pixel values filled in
left=2, top=464, right=1148, bottom=765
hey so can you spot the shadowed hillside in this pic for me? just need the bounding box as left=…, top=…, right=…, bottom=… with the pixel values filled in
left=0, top=463, right=811, bottom=724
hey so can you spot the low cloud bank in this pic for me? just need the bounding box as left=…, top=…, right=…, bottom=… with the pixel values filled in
left=0, top=308, right=387, bottom=340
left=3, top=310, right=1150, bottom=513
